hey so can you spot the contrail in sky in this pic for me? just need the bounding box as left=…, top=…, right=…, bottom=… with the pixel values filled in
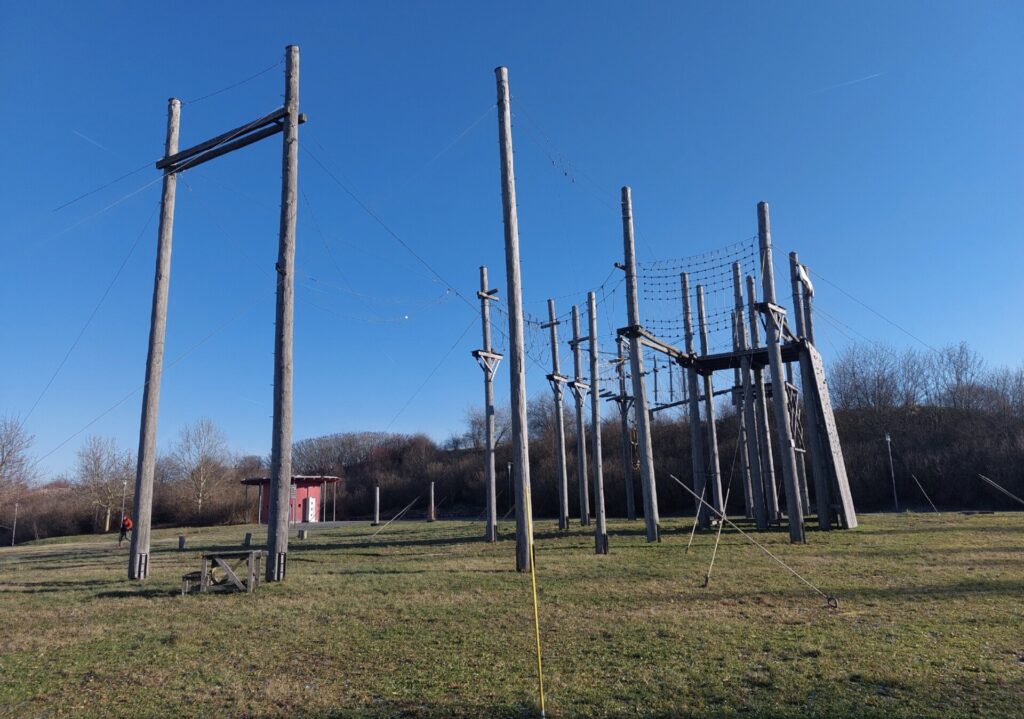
left=72, top=129, right=109, bottom=151
left=816, top=71, right=885, bottom=93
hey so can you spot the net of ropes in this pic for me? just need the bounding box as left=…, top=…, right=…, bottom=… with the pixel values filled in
left=636, top=236, right=758, bottom=357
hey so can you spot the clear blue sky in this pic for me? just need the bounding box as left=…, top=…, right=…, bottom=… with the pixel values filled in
left=2, top=1, right=1021, bottom=478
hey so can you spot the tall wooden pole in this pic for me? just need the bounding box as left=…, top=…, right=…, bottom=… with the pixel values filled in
left=757, top=202, right=805, bottom=543
left=545, top=299, right=570, bottom=531
left=267, top=45, right=301, bottom=581
left=696, top=285, right=724, bottom=514
left=570, top=304, right=590, bottom=526
left=681, top=272, right=709, bottom=529
left=477, top=265, right=500, bottom=541
left=495, top=67, right=533, bottom=572
left=733, top=263, right=768, bottom=529
left=428, top=481, right=436, bottom=521
left=616, top=337, right=637, bottom=521
left=621, top=186, right=660, bottom=541
left=129, top=97, right=179, bottom=580
left=731, top=309, right=755, bottom=520
left=588, top=292, right=609, bottom=554
left=791, top=254, right=831, bottom=528
left=748, top=274, right=780, bottom=523
left=372, top=484, right=380, bottom=526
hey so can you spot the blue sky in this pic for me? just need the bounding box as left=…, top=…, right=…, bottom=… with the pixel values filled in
left=2, top=1, right=1021, bottom=478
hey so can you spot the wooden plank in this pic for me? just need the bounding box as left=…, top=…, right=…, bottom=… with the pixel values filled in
left=805, top=344, right=858, bottom=529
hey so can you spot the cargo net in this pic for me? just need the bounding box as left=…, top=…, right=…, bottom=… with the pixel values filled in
left=636, top=236, right=758, bottom=357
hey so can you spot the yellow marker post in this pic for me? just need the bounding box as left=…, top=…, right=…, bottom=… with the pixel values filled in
left=525, top=485, right=546, bottom=717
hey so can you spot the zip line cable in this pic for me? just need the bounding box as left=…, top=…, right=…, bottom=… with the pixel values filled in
left=53, top=57, right=285, bottom=213
left=18, top=201, right=160, bottom=431
left=301, top=142, right=478, bottom=314
left=808, top=268, right=939, bottom=354
left=33, top=298, right=265, bottom=466
left=384, top=316, right=478, bottom=432
left=669, top=474, right=839, bottom=608
left=370, top=495, right=421, bottom=538
left=976, top=474, right=1024, bottom=508
left=182, top=59, right=283, bottom=105
left=910, top=474, right=940, bottom=513
left=702, top=431, right=742, bottom=588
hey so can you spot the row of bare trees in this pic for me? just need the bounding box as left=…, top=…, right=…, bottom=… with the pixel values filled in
left=1, top=417, right=255, bottom=544
left=5, top=340, right=1022, bottom=543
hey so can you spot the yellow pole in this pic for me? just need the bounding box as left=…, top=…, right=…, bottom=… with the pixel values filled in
left=525, top=485, right=546, bottom=717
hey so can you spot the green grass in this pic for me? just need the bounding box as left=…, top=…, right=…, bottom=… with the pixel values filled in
left=0, top=513, right=1021, bottom=718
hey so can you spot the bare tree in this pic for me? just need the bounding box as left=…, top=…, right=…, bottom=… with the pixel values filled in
left=0, top=416, right=36, bottom=506
left=928, top=341, right=985, bottom=410
left=74, top=436, right=133, bottom=532
left=172, top=418, right=232, bottom=517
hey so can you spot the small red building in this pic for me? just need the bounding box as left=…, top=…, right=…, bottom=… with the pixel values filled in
left=241, top=475, right=341, bottom=524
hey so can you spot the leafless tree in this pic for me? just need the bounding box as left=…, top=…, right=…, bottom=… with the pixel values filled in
left=172, top=418, right=232, bottom=516
left=0, top=416, right=36, bottom=506
left=74, top=436, right=133, bottom=532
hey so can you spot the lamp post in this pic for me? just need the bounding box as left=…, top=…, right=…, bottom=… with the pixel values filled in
left=886, top=433, right=898, bottom=512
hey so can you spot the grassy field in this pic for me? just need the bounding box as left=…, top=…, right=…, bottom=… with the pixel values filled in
left=0, top=512, right=1021, bottom=718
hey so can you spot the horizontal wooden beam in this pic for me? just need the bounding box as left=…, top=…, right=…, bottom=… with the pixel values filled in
left=156, top=107, right=287, bottom=169
left=161, top=114, right=307, bottom=174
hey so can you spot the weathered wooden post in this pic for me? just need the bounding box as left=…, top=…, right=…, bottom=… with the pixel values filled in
left=570, top=304, right=591, bottom=526
left=695, top=285, right=724, bottom=515
left=588, top=292, right=609, bottom=554
left=372, top=484, right=381, bottom=526
left=495, top=67, right=533, bottom=572
left=790, top=252, right=830, bottom=528
left=267, top=45, right=301, bottom=581
left=615, top=337, right=637, bottom=521
left=733, top=263, right=768, bottom=529
left=621, top=186, right=660, bottom=541
left=731, top=309, right=755, bottom=520
left=428, top=481, right=436, bottom=521
left=473, top=265, right=502, bottom=541
left=681, top=273, right=710, bottom=529
left=543, top=299, right=570, bottom=531
left=748, top=274, right=780, bottom=523
left=757, top=202, right=805, bottom=543
left=129, top=97, right=180, bottom=581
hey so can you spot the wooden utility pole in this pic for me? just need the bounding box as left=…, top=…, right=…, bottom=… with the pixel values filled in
left=543, top=299, right=570, bottom=531
left=428, top=481, right=436, bottom=521
left=615, top=337, right=637, bottom=521
left=621, top=186, right=660, bottom=541
left=129, top=97, right=179, bottom=581
left=372, top=484, right=380, bottom=526
left=267, top=45, right=301, bottom=580
left=748, top=274, right=780, bottom=523
left=733, top=263, right=768, bottom=529
left=570, top=304, right=591, bottom=526
left=790, top=252, right=831, bottom=529
left=757, top=202, right=804, bottom=543
left=681, top=272, right=710, bottom=529
left=588, top=292, right=609, bottom=554
left=731, top=309, right=755, bottom=520
left=696, top=285, right=724, bottom=515
left=495, top=67, right=533, bottom=572
left=472, top=265, right=502, bottom=541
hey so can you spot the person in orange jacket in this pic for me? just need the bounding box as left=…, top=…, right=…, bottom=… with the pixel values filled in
left=118, top=515, right=133, bottom=547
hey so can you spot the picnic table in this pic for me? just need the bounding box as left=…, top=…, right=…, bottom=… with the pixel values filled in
left=182, top=550, right=267, bottom=595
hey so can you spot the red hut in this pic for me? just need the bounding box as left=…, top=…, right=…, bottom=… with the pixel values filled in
left=241, top=475, right=341, bottom=524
